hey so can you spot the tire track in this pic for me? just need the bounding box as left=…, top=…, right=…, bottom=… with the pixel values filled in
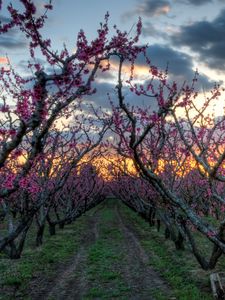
left=29, top=212, right=99, bottom=300
left=116, top=204, right=175, bottom=300
left=27, top=201, right=176, bottom=300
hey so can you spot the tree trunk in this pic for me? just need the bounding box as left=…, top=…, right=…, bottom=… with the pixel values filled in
left=9, top=242, right=21, bottom=259
left=175, top=232, right=185, bottom=250
left=157, top=219, right=161, bottom=232
left=59, top=221, right=65, bottom=229
left=8, top=223, right=30, bottom=259
left=36, top=224, right=45, bottom=247
left=49, top=223, right=56, bottom=235
left=165, top=227, right=170, bottom=239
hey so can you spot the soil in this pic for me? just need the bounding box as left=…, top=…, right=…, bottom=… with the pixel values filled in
left=115, top=206, right=173, bottom=300
left=22, top=201, right=175, bottom=299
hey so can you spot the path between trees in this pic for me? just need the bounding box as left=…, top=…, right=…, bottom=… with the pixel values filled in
left=28, top=199, right=176, bottom=300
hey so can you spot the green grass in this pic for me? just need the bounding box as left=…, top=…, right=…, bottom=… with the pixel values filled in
left=84, top=204, right=131, bottom=299
left=0, top=199, right=220, bottom=299
left=0, top=217, right=87, bottom=300
left=120, top=203, right=214, bottom=300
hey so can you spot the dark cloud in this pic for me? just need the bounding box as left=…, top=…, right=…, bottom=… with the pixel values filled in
left=0, top=25, right=27, bottom=51
left=0, top=12, right=29, bottom=52
left=17, top=60, right=31, bottom=74
left=135, top=44, right=214, bottom=89
left=84, top=80, right=158, bottom=113
left=0, top=15, right=12, bottom=24
left=170, top=8, right=225, bottom=71
left=0, top=35, right=27, bottom=49
left=136, top=0, right=171, bottom=16
left=85, top=82, right=117, bottom=111
left=123, top=0, right=171, bottom=19
left=143, top=45, right=194, bottom=77
left=142, top=21, right=168, bottom=39
left=17, top=58, right=49, bottom=76
left=177, top=0, right=212, bottom=5
left=187, top=0, right=212, bottom=4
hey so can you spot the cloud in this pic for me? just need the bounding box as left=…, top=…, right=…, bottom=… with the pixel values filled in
left=0, top=57, right=8, bottom=64
left=135, top=45, right=213, bottom=87
left=122, top=0, right=171, bottom=19
left=170, top=8, right=225, bottom=71
left=85, top=82, right=116, bottom=111
left=177, top=0, right=212, bottom=5
left=83, top=80, right=157, bottom=113
left=96, top=69, right=115, bottom=81
left=0, top=35, right=27, bottom=49
left=0, top=13, right=28, bottom=52
left=0, top=15, right=12, bottom=24
left=142, top=21, right=168, bottom=39
left=0, top=24, right=27, bottom=51
left=136, top=0, right=171, bottom=16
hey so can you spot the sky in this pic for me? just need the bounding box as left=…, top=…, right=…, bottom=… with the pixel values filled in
left=1, top=0, right=225, bottom=115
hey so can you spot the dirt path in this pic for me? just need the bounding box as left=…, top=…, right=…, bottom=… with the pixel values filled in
left=46, top=247, right=87, bottom=299
left=46, top=216, right=100, bottom=300
left=29, top=215, right=99, bottom=300
left=116, top=205, right=173, bottom=300
left=27, top=200, right=174, bottom=300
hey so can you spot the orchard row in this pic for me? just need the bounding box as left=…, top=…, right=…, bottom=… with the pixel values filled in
left=0, top=1, right=225, bottom=269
